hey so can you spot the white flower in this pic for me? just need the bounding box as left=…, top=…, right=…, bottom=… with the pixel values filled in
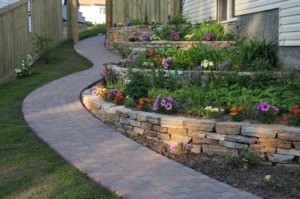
left=143, top=62, right=149, bottom=66
left=213, top=108, right=219, bottom=112
left=209, top=61, right=214, bottom=67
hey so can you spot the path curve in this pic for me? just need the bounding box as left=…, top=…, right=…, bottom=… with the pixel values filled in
left=23, top=36, right=259, bottom=199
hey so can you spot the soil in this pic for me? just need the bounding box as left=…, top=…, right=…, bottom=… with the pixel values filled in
left=126, top=133, right=300, bottom=199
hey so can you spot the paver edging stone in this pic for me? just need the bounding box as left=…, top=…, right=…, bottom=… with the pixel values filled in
left=82, top=91, right=300, bottom=165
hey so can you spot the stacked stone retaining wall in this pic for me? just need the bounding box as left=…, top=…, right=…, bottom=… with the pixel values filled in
left=82, top=92, right=300, bottom=165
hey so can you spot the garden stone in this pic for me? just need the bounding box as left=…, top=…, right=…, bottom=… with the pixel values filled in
left=168, top=128, right=187, bottom=136
left=113, top=122, right=123, bottom=128
left=116, top=107, right=131, bottom=117
left=128, top=111, right=138, bottom=120
left=258, top=138, right=292, bottom=149
left=119, top=117, right=130, bottom=125
left=136, top=113, right=148, bottom=122
left=140, top=122, right=152, bottom=130
left=145, top=130, right=157, bottom=137
left=267, top=154, right=294, bottom=163
left=161, top=117, right=185, bottom=128
left=129, top=119, right=141, bottom=127
left=241, top=124, right=278, bottom=138
left=108, top=113, right=120, bottom=122
left=193, top=138, right=218, bottom=145
left=133, top=127, right=144, bottom=135
left=277, top=127, right=300, bottom=141
left=293, top=142, right=300, bottom=150
left=190, top=144, right=202, bottom=154
left=187, top=130, right=207, bottom=139
left=123, top=125, right=133, bottom=131
left=202, top=145, right=238, bottom=156
left=225, top=135, right=257, bottom=144
left=152, top=125, right=167, bottom=133
left=157, top=132, right=170, bottom=140
left=219, top=141, right=248, bottom=149
left=249, top=144, right=276, bottom=153
left=90, top=98, right=105, bottom=109
left=277, top=148, right=300, bottom=156
left=183, top=119, right=216, bottom=131
left=216, top=122, right=245, bottom=135
left=206, top=133, right=226, bottom=141
left=148, top=118, right=160, bottom=125
left=171, top=134, right=192, bottom=143
left=147, top=113, right=160, bottom=123
left=116, top=128, right=126, bottom=134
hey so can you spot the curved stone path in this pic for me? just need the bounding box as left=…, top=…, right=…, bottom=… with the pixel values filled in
left=22, top=36, right=260, bottom=199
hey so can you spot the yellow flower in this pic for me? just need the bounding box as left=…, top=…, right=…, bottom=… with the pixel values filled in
left=265, top=175, right=271, bottom=181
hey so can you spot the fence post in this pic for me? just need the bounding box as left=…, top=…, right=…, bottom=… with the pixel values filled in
left=67, top=0, right=79, bottom=43
left=106, top=0, right=113, bottom=29
left=170, top=0, right=180, bottom=18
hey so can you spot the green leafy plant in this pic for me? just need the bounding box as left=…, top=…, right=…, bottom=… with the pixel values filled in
left=264, top=175, right=283, bottom=189
left=125, top=70, right=151, bottom=102
left=33, top=34, right=55, bottom=63
left=240, top=149, right=259, bottom=169
left=168, top=14, right=190, bottom=25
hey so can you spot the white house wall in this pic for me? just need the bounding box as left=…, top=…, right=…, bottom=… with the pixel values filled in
left=183, top=0, right=216, bottom=22
left=235, top=0, right=286, bottom=16
left=79, top=5, right=106, bottom=24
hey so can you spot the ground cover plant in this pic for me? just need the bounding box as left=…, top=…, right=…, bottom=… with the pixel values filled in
left=0, top=29, right=117, bottom=198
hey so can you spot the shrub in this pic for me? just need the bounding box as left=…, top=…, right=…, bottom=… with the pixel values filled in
left=15, top=55, right=33, bottom=78
left=33, top=34, right=55, bottom=63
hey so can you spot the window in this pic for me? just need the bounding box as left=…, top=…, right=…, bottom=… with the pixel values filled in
left=218, top=0, right=235, bottom=22
left=100, top=7, right=106, bottom=14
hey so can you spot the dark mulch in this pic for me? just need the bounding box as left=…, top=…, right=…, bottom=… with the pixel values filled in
left=127, top=133, right=300, bottom=199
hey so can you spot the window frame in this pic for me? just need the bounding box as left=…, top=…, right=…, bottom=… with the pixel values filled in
left=217, top=0, right=237, bottom=23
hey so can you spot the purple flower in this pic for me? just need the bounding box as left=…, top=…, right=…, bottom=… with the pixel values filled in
left=170, top=145, right=176, bottom=151
left=183, top=142, right=190, bottom=150
left=272, top=106, right=279, bottom=112
left=131, top=58, right=136, bottom=63
left=152, top=94, right=161, bottom=111
left=140, top=33, right=150, bottom=41
left=257, top=101, right=270, bottom=112
left=161, top=99, right=166, bottom=107
left=204, top=33, right=212, bottom=41
left=170, top=31, right=177, bottom=36
left=112, top=89, right=119, bottom=96
left=166, top=97, right=174, bottom=103
left=173, top=34, right=180, bottom=41
left=165, top=103, right=172, bottom=110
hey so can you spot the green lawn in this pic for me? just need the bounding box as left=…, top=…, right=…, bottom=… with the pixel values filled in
left=0, top=35, right=117, bottom=198
left=79, top=24, right=106, bottom=40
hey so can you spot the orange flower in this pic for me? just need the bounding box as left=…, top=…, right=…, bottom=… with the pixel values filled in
left=291, top=108, right=300, bottom=115
left=282, top=114, right=290, bottom=121
left=113, top=93, right=124, bottom=104
left=101, top=90, right=108, bottom=98
left=230, top=106, right=237, bottom=112
left=237, top=107, right=244, bottom=112
left=230, top=111, right=238, bottom=116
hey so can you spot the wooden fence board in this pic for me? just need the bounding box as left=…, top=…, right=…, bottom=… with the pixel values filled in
left=111, top=0, right=173, bottom=24
left=0, top=0, right=63, bottom=83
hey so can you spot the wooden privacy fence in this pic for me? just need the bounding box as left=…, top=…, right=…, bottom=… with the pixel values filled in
left=0, top=0, right=63, bottom=83
left=109, top=0, right=180, bottom=25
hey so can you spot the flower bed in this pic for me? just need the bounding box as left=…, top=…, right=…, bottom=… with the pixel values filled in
left=82, top=91, right=300, bottom=165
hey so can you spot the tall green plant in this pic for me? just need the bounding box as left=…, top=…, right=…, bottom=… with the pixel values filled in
left=33, top=34, right=55, bottom=63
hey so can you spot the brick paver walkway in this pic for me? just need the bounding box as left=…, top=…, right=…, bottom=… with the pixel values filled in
left=22, top=36, right=260, bottom=199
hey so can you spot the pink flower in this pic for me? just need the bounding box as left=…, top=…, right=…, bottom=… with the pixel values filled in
left=92, top=90, right=98, bottom=95
left=173, top=34, right=180, bottom=41
left=170, top=145, right=176, bottom=151
left=183, top=142, right=190, bottom=150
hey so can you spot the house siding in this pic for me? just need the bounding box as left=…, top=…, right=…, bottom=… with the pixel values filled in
left=235, top=0, right=286, bottom=16
left=183, top=0, right=216, bottom=22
